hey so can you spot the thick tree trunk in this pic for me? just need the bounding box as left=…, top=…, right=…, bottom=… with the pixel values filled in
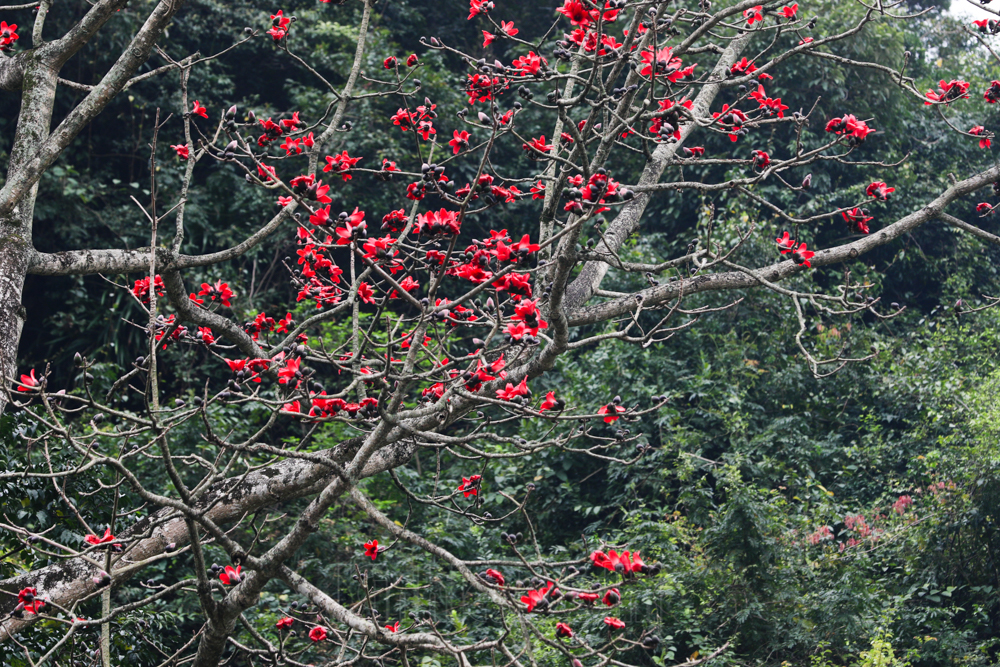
left=0, top=58, right=59, bottom=412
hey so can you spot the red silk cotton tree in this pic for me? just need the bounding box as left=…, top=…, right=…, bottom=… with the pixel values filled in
left=2, top=0, right=1000, bottom=666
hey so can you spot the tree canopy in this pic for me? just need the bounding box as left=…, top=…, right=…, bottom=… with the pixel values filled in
left=4, top=1, right=1000, bottom=666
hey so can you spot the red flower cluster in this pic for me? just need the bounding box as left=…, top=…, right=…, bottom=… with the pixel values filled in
left=591, top=549, right=648, bottom=575
left=193, top=280, right=235, bottom=308
left=17, top=587, right=44, bottom=615
left=775, top=232, right=815, bottom=267
left=842, top=207, right=873, bottom=234
left=925, top=79, right=970, bottom=105
left=267, top=10, right=290, bottom=41
left=132, top=275, right=165, bottom=305
left=825, top=114, right=875, bottom=145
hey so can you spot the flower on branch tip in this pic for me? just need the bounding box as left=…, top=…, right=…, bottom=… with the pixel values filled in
left=132, top=275, right=165, bottom=304
left=496, top=377, right=530, bottom=402
left=17, top=369, right=40, bottom=392
left=17, top=587, right=43, bottom=614
left=276, top=617, right=294, bottom=629
left=781, top=4, right=798, bottom=18
left=191, top=100, right=208, bottom=119
left=776, top=231, right=796, bottom=253
left=501, top=20, right=518, bottom=36
left=482, top=568, right=505, bottom=586
left=750, top=150, right=771, bottom=170
left=791, top=242, right=815, bottom=268
left=482, top=30, right=495, bottom=47
left=449, top=130, right=470, bottom=154
left=825, top=114, right=874, bottom=144
left=603, top=588, right=621, bottom=606
left=523, top=135, right=553, bottom=154
left=866, top=181, right=894, bottom=201
left=597, top=403, right=625, bottom=423
left=977, top=202, right=995, bottom=215
left=540, top=391, right=563, bottom=412
left=604, top=616, right=626, bottom=630
left=925, top=79, right=970, bottom=105
left=309, top=626, right=328, bottom=642
left=84, top=527, right=119, bottom=546
left=970, top=125, right=992, bottom=149
left=385, top=621, right=400, bottom=633
left=744, top=5, right=764, bottom=25
left=842, top=207, right=873, bottom=234
left=985, top=81, right=1000, bottom=104
left=682, top=146, right=705, bottom=158
left=468, top=0, right=493, bottom=20
left=171, top=144, right=189, bottom=160
left=521, top=582, right=554, bottom=612
left=406, top=53, right=418, bottom=67
left=458, top=474, right=482, bottom=497
left=364, top=539, right=379, bottom=560
left=219, top=565, right=241, bottom=585
left=415, top=209, right=461, bottom=236
left=197, top=280, right=235, bottom=308
left=556, top=622, right=574, bottom=638
left=513, top=51, right=547, bottom=76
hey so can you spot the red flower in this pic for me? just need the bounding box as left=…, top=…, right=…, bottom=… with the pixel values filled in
left=85, top=527, right=119, bottom=546
left=521, top=582, right=554, bottom=612
left=557, top=0, right=596, bottom=27
left=512, top=51, right=547, bottom=76
left=866, top=182, right=895, bottom=201
left=191, top=100, right=208, bottom=119
left=483, top=568, right=505, bottom=586
left=468, top=0, right=492, bottom=20
left=604, top=616, right=625, bottom=630
left=540, top=391, right=561, bottom=412
left=970, top=125, right=992, bottom=149
left=385, top=621, right=400, bottom=632
left=603, top=588, right=621, bottom=606
left=598, top=403, right=626, bottom=423
left=197, top=280, right=235, bottom=308
left=276, top=617, right=294, bottom=629
left=364, top=539, right=379, bottom=560
left=523, top=135, right=553, bottom=154
left=219, top=565, right=241, bottom=585
left=324, top=151, right=363, bottom=181
left=750, top=149, right=771, bottom=169
left=825, top=114, right=875, bottom=143
left=335, top=207, right=367, bottom=244
left=842, top=207, right=873, bottom=234
left=197, top=327, right=215, bottom=345
left=682, top=146, right=705, bottom=158
left=556, top=622, right=573, bottom=638
left=16, top=369, right=40, bottom=392
left=531, top=181, right=546, bottom=199
left=406, top=53, right=418, bottom=67
left=384, top=56, right=397, bottom=69
left=482, top=30, right=495, bottom=47
left=791, top=242, right=815, bottom=268
left=496, top=377, right=530, bottom=401
left=415, top=209, right=461, bottom=236
left=171, top=144, right=190, bottom=160
left=277, top=357, right=301, bottom=385
left=977, top=202, right=995, bottom=215
left=0, top=21, right=19, bottom=51
left=925, top=79, right=970, bottom=105
left=985, top=80, right=1000, bottom=104
left=501, top=20, right=518, bottom=36
left=781, top=3, right=798, bottom=17
left=358, top=282, right=376, bottom=304
left=577, top=592, right=599, bottom=604
left=309, top=626, right=328, bottom=642
left=132, top=275, right=165, bottom=304
left=18, top=587, right=44, bottom=614
left=744, top=5, right=764, bottom=24
left=449, top=129, right=470, bottom=154
left=458, top=474, right=482, bottom=498
left=775, top=231, right=796, bottom=253
left=639, top=46, right=685, bottom=79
